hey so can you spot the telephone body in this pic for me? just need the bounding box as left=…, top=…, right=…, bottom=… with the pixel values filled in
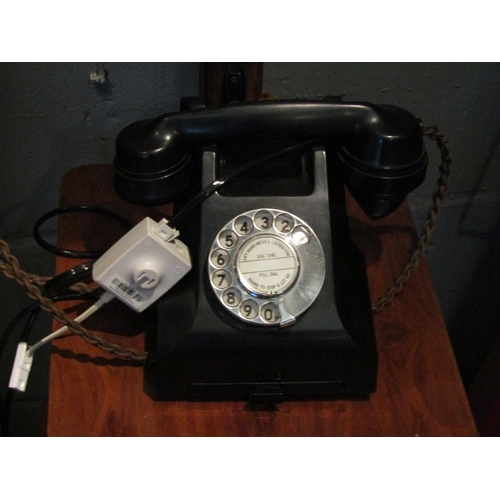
left=113, top=97, right=428, bottom=402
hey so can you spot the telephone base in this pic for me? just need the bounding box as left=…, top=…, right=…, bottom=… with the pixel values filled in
left=143, top=145, right=378, bottom=402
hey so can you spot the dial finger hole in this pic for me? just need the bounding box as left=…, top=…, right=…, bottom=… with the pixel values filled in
left=239, top=299, right=259, bottom=319
left=254, top=210, right=274, bottom=230
left=211, top=270, right=232, bottom=289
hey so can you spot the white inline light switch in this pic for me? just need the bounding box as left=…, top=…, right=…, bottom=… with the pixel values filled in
left=9, top=343, right=33, bottom=392
left=93, top=218, right=191, bottom=312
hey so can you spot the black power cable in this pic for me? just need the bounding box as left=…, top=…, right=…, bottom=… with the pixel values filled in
left=33, top=205, right=133, bottom=259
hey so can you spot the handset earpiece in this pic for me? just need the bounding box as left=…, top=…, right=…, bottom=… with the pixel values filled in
left=336, top=104, right=428, bottom=218
left=114, top=118, right=193, bottom=206
left=114, top=97, right=206, bottom=206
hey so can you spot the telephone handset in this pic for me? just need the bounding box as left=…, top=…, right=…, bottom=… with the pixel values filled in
left=113, top=98, right=428, bottom=402
left=115, top=98, right=427, bottom=218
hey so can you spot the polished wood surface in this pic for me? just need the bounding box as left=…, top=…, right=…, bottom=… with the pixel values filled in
left=47, top=164, right=478, bottom=436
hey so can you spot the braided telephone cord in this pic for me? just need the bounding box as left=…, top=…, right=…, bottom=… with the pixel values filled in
left=0, top=242, right=148, bottom=362
left=371, top=125, right=452, bottom=313
left=0, top=125, right=450, bottom=359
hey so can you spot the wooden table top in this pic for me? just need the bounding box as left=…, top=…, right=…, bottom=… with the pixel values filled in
left=46, top=164, right=478, bottom=436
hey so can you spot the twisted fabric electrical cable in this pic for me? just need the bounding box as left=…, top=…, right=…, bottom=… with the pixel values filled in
left=0, top=239, right=147, bottom=362
left=371, top=125, right=452, bottom=313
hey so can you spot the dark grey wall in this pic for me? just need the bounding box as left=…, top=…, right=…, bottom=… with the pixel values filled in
left=1, top=62, right=499, bottom=385
left=0, top=62, right=199, bottom=240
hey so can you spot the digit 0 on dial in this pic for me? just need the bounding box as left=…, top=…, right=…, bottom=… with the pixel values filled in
left=208, top=209, right=326, bottom=327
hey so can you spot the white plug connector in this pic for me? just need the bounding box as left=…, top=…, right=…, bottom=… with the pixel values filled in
left=9, top=292, right=116, bottom=393
left=92, top=218, right=191, bottom=312
left=9, top=343, right=33, bottom=392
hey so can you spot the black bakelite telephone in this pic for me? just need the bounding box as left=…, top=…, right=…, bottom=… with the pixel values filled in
left=113, top=97, right=428, bottom=402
